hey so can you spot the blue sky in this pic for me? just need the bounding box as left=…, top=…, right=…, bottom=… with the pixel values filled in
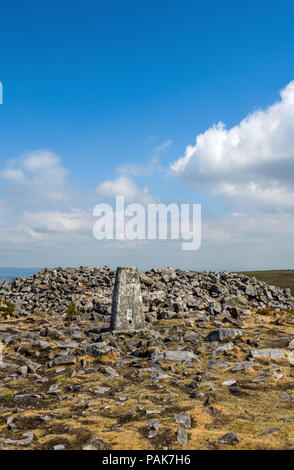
left=1, top=1, right=294, bottom=271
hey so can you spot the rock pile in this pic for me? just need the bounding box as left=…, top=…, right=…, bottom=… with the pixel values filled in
left=0, top=266, right=293, bottom=319
left=1, top=267, right=294, bottom=450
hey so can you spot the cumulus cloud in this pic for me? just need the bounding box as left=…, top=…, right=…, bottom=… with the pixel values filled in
left=214, top=182, right=294, bottom=212
left=0, top=149, right=92, bottom=248
left=170, top=81, right=294, bottom=211
left=96, top=175, right=157, bottom=204
left=1, top=149, right=68, bottom=206
left=22, top=150, right=61, bottom=171
left=1, top=168, right=27, bottom=183
left=0, top=149, right=160, bottom=264
left=22, top=209, right=92, bottom=233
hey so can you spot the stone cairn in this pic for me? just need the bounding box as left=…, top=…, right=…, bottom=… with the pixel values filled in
left=1, top=266, right=294, bottom=321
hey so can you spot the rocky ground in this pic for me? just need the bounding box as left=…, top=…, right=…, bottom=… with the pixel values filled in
left=1, top=266, right=294, bottom=450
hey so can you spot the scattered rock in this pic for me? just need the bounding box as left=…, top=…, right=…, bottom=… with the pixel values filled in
left=177, top=427, right=188, bottom=446
left=208, top=328, right=242, bottom=343
left=217, top=432, right=240, bottom=445
left=222, top=379, right=237, bottom=386
left=0, top=432, right=35, bottom=446
left=82, top=439, right=110, bottom=450
left=174, top=412, right=191, bottom=429
left=249, top=349, right=285, bottom=359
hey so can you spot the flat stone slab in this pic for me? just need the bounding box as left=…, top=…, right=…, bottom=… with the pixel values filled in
left=249, top=348, right=286, bottom=359
left=208, top=328, right=242, bottom=342
left=150, top=348, right=199, bottom=363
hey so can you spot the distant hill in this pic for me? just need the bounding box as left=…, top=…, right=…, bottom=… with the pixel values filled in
left=0, top=267, right=42, bottom=284
left=238, top=270, right=294, bottom=295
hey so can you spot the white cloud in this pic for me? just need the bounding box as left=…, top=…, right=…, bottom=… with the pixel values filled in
left=214, top=182, right=294, bottom=211
left=96, top=176, right=157, bottom=204
left=0, top=149, right=92, bottom=247
left=22, top=150, right=60, bottom=171
left=23, top=209, right=92, bottom=233
left=116, top=156, right=160, bottom=177
left=1, top=108, right=294, bottom=271
left=154, top=139, right=173, bottom=154
left=170, top=81, right=294, bottom=210
left=116, top=157, right=161, bottom=176
left=1, top=149, right=68, bottom=205
left=116, top=139, right=171, bottom=177
left=1, top=168, right=27, bottom=183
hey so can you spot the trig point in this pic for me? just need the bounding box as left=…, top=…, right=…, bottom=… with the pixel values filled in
left=110, top=266, right=146, bottom=332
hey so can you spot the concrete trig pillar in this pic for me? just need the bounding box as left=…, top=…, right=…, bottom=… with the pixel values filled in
left=110, top=267, right=146, bottom=332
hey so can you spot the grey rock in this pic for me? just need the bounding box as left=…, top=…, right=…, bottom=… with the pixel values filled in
left=177, top=427, right=188, bottom=446
left=82, top=439, right=109, bottom=450
left=249, top=349, right=285, bottom=359
left=47, top=383, right=61, bottom=395
left=56, top=339, right=79, bottom=349
left=146, top=409, right=162, bottom=415
left=174, top=412, right=191, bottom=428
left=217, top=432, right=240, bottom=445
left=207, top=360, right=229, bottom=369
left=104, top=366, right=119, bottom=377
left=17, top=366, right=28, bottom=377
left=190, top=390, right=205, bottom=399
left=147, top=419, right=161, bottom=431
left=229, top=361, right=253, bottom=373
left=273, top=371, right=283, bottom=379
left=41, top=327, right=61, bottom=338
left=151, top=348, right=198, bottom=363
left=53, top=354, right=76, bottom=366
left=208, top=328, right=242, bottom=342
left=27, top=361, right=42, bottom=373
left=265, top=428, right=281, bottom=435
left=280, top=392, right=293, bottom=402
left=39, top=415, right=51, bottom=423
left=0, top=431, right=35, bottom=446
left=92, top=386, right=111, bottom=395
left=288, top=351, right=294, bottom=366
left=82, top=343, right=113, bottom=357
left=210, top=341, right=234, bottom=357
left=222, top=379, right=237, bottom=386
left=252, top=374, right=267, bottom=383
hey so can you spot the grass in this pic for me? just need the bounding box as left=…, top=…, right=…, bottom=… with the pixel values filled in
left=65, top=301, right=81, bottom=321
left=0, top=300, right=15, bottom=318
left=237, top=270, right=294, bottom=295
left=1, top=310, right=294, bottom=450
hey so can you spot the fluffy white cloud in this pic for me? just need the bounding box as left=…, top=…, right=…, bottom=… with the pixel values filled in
left=0, top=150, right=92, bottom=248
left=1, top=169, right=27, bottom=183
left=170, top=81, right=294, bottom=211
left=214, top=182, right=294, bottom=211
left=1, top=149, right=68, bottom=205
left=96, top=176, right=157, bottom=204
left=22, top=150, right=60, bottom=171
left=22, top=209, right=92, bottom=233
